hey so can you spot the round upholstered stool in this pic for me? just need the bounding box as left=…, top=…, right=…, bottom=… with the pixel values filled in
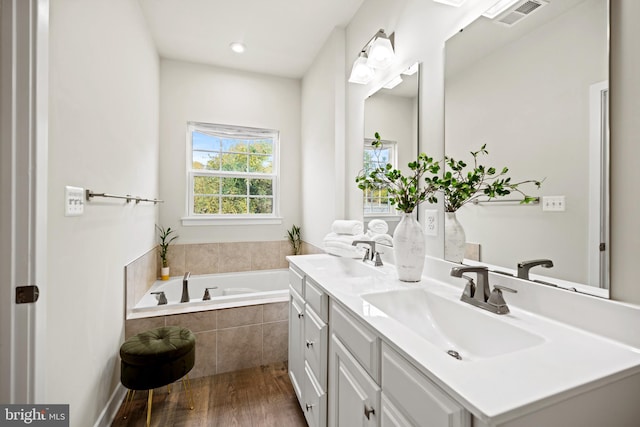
left=120, top=326, right=196, bottom=426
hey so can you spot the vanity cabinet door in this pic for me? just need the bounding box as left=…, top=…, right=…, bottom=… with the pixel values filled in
left=304, top=304, right=328, bottom=390
left=382, top=344, right=470, bottom=427
left=304, top=361, right=327, bottom=427
left=380, top=392, right=412, bottom=427
left=288, top=286, right=305, bottom=402
left=329, top=334, right=380, bottom=427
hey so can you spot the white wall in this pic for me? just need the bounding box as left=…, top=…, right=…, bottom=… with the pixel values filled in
left=48, top=1, right=159, bottom=425
left=159, top=59, right=301, bottom=243
left=445, top=0, right=606, bottom=284
left=301, top=29, right=346, bottom=247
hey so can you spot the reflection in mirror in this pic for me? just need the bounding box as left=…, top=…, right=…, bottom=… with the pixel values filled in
left=444, top=0, right=609, bottom=296
left=363, top=63, right=420, bottom=237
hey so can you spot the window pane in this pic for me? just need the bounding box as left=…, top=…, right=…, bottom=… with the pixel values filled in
left=194, top=196, right=219, bottom=214
left=193, top=151, right=220, bottom=170
left=193, top=176, right=219, bottom=195
left=221, top=153, right=248, bottom=172
left=193, top=131, right=220, bottom=151
left=249, top=139, right=273, bottom=155
left=249, top=154, right=273, bottom=173
left=221, top=139, right=247, bottom=153
left=249, top=197, right=273, bottom=214
left=221, top=197, right=247, bottom=214
left=249, top=179, right=273, bottom=196
left=221, top=177, right=247, bottom=195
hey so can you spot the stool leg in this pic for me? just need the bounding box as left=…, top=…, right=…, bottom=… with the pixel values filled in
left=167, top=383, right=172, bottom=394
left=122, top=389, right=135, bottom=419
left=146, top=389, right=153, bottom=427
left=181, top=374, right=195, bottom=410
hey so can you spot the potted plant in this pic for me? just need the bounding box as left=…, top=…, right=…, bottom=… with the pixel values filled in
left=156, top=225, right=178, bottom=280
left=431, top=144, right=542, bottom=262
left=356, top=132, right=440, bottom=281
left=287, top=224, right=302, bottom=255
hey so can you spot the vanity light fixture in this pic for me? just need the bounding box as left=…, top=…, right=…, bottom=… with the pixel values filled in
left=432, top=0, right=467, bottom=6
left=348, top=29, right=396, bottom=85
left=348, top=51, right=376, bottom=84
left=229, top=42, right=246, bottom=54
left=482, top=0, right=520, bottom=18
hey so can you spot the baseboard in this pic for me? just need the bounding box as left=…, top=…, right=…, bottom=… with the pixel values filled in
left=93, top=383, right=127, bottom=427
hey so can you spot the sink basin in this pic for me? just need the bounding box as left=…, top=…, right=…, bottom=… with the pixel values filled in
left=361, top=288, right=545, bottom=360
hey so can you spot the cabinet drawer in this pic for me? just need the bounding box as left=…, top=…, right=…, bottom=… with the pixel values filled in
left=331, top=301, right=380, bottom=382
left=382, top=344, right=469, bottom=427
left=289, top=267, right=304, bottom=298
left=304, top=305, right=328, bottom=390
left=304, top=362, right=327, bottom=427
left=305, top=277, right=329, bottom=322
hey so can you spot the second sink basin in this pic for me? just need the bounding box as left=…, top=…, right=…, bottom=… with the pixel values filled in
left=361, top=287, right=545, bottom=360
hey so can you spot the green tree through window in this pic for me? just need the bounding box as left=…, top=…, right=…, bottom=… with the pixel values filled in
left=188, top=123, right=279, bottom=216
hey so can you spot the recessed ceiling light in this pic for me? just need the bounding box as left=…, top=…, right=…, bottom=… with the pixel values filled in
left=229, top=42, right=246, bottom=54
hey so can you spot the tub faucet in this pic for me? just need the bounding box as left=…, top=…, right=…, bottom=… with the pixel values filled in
left=151, top=291, right=167, bottom=305
left=202, top=286, right=218, bottom=301
left=517, top=259, right=553, bottom=280
left=181, top=272, right=191, bottom=303
left=450, top=266, right=517, bottom=315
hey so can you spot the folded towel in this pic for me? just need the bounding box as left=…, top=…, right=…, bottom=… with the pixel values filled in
left=331, top=220, right=364, bottom=236
left=323, top=232, right=368, bottom=245
left=323, top=241, right=365, bottom=259
left=367, top=219, right=389, bottom=234
left=370, top=233, right=393, bottom=247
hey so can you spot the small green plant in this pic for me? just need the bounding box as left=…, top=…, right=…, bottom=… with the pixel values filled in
left=356, top=132, right=440, bottom=213
left=287, top=224, right=302, bottom=255
left=156, top=225, right=178, bottom=268
left=432, top=144, right=543, bottom=212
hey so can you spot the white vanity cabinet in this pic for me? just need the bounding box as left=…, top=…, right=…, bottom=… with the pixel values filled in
left=381, top=343, right=470, bottom=427
left=328, top=301, right=381, bottom=427
left=288, top=266, right=329, bottom=427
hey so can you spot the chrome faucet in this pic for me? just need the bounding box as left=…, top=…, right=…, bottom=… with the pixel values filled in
left=517, top=259, right=553, bottom=280
left=450, top=266, right=517, bottom=315
left=351, top=240, right=383, bottom=266
left=151, top=291, right=167, bottom=305
left=181, top=272, right=191, bottom=303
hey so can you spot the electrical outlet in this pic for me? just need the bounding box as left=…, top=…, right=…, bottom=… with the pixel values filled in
left=65, top=186, right=85, bottom=216
left=542, top=196, right=566, bottom=212
left=424, top=209, right=438, bottom=236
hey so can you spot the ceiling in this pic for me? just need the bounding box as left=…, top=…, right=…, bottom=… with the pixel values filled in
left=138, top=0, right=365, bottom=79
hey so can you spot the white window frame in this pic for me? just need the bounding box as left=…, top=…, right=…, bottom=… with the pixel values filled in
left=363, top=138, right=399, bottom=217
left=182, top=122, right=282, bottom=226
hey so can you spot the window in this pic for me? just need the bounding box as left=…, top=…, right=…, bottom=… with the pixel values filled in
left=185, top=122, right=280, bottom=224
left=363, top=138, right=397, bottom=215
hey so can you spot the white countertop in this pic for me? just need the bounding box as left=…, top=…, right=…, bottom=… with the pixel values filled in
left=287, top=254, right=640, bottom=425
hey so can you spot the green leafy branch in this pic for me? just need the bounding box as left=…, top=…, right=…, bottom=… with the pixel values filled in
left=356, top=132, right=441, bottom=214
left=433, top=144, right=543, bottom=212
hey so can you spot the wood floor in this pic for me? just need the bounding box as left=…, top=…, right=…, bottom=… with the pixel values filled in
left=111, top=362, right=307, bottom=427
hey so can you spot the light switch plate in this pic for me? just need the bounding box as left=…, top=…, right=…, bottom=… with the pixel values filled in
left=424, top=209, right=438, bottom=236
left=542, top=195, right=566, bottom=212
left=65, top=186, right=85, bottom=216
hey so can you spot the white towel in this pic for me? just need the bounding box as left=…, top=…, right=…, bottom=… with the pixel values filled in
left=331, top=220, right=364, bottom=236
left=323, top=241, right=365, bottom=258
left=367, top=219, right=389, bottom=234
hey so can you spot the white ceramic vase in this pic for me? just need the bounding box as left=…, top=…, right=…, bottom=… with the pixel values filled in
left=392, top=213, right=426, bottom=282
left=444, top=212, right=466, bottom=263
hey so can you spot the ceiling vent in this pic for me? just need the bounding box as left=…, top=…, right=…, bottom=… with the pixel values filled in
left=493, top=0, right=548, bottom=26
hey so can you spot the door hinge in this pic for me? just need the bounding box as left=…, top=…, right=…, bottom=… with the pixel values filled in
left=599, top=242, right=606, bottom=251
left=16, top=285, right=40, bottom=304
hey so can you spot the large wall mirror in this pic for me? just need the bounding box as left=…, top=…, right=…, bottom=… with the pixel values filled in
left=363, top=62, right=420, bottom=237
left=444, top=0, right=609, bottom=296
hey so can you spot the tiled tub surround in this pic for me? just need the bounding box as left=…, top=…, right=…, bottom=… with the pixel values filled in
left=125, top=302, right=289, bottom=378
left=125, top=240, right=323, bottom=314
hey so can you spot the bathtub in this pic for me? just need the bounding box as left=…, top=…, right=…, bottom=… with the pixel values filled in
left=133, top=269, right=289, bottom=315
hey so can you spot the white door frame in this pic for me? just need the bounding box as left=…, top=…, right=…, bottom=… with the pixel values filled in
left=0, top=0, right=48, bottom=403
left=588, top=80, right=609, bottom=290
